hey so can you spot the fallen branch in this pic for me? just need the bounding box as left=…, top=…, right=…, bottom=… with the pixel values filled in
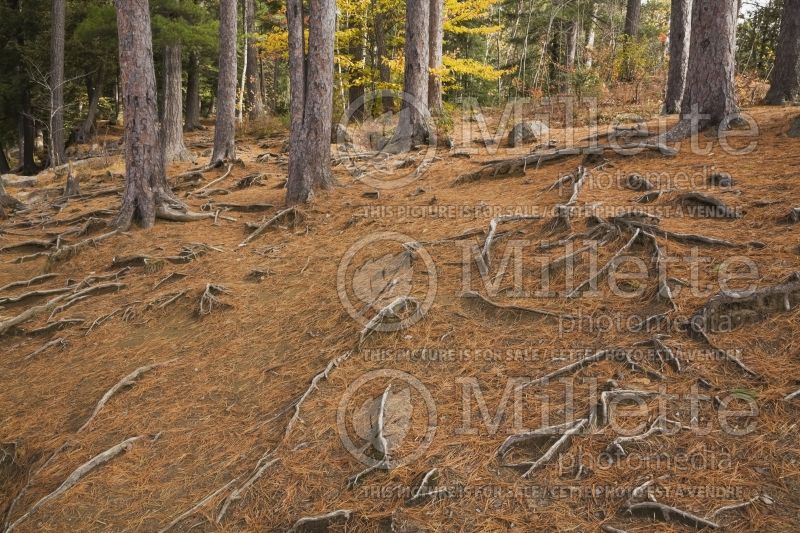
left=77, top=360, right=175, bottom=432
left=5, top=435, right=148, bottom=532
left=239, top=207, right=301, bottom=247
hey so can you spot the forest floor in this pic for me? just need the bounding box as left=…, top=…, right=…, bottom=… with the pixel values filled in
left=1, top=103, right=800, bottom=532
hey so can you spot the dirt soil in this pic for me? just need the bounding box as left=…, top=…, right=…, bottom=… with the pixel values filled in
left=1, top=105, right=800, bottom=532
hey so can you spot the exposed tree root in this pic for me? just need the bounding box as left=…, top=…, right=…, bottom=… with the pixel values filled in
left=690, top=328, right=759, bottom=378
left=46, top=230, right=119, bottom=268
left=606, top=415, right=679, bottom=458
left=5, top=435, right=149, bottom=532
left=566, top=166, right=588, bottom=205
left=239, top=207, right=302, bottom=247
left=543, top=204, right=573, bottom=234
left=599, top=390, right=661, bottom=427
left=85, top=309, right=122, bottom=335
left=497, top=418, right=588, bottom=477
left=405, top=468, right=449, bottom=506
left=283, top=351, right=354, bottom=441
left=198, top=284, right=231, bottom=315
left=0, top=274, right=60, bottom=293
left=461, top=290, right=575, bottom=320
left=77, top=360, right=175, bottom=432
left=624, top=174, right=653, bottom=191
left=359, top=296, right=420, bottom=346
left=518, top=349, right=621, bottom=391
left=23, top=337, right=67, bottom=360
left=0, top=282, right=125, bottom=336
left=690, top=276, right=800, bottom=333
left=615, top=219, right=749, bottom=248
left=568, top=229, right=641, bottom=297
left=153, top=272, right=187, bottom=290
left=149, top=289, right=189, bottom=310
left=0, top=239, right=55, bottom=253
left=0, top=286, right=75, bottom=307
left=785, top=388, right=800, bottom=401
left=287, top=509, right=352, bottom=533
left=158, top=476, right=240, bottom=533
left=625, top=501, right=720, bottom=529
left=347, top=385, right=393, bottom=487
left=205, top=202, right=274, bottom=213
left=676, top=192, right=740, bottom=219
left=215, top=457, right=280, bottom=523
left=234, top=172, right=266, bottom=189
left=481, top=214, right=543, bottom=266
left=25, top=318, right=84, bottom=336
left=187, top=163, right=233, bottom=197
left=635, top=336, right=681, bottom=372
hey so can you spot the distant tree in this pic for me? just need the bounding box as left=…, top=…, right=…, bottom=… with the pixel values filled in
left=50, top=0, right=66, bottom=166
left=285, top=0, right=336, bottom=203
left=765, top=0, right=800, bottom=104
left=185, top=50, right=202, bottom=130
left=663, top=0, right=692, bottom=114
left=668, top=0, right=738, bottom=139
left=624, top=0, right=642, bottom=37
left=384, top=0, right=430, bottom=153
left=428, top=0, right=444, bottom=114
left=244, top=0, right=265, bottom=120
left=211, top=0, right=237, bottom=164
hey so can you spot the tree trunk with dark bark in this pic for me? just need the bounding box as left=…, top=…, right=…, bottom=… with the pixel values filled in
left=211, top=0, right=237, bottom=164
left=185, top=51, right=202, bottom=130
left=163, top=44, right=192, bottom=161
left=50, top=0, right=66, bottom=167
left=663, top=0, right=692, bottom=114
left=19, top=87, right=38, bottom=175
left=384, top=0, right=430, bottom=153
left=0, top=142, right=10, bottom=174
left=765, top=0, right=800, bottom=105
left=285, top=0, right=336, bottom=204
left=668, top=0, right=738, bottom=139
left=374, top=6, right=394, bottom=113
left=244, top=0, right=265, bottom=120
left=348, top=36, right=366, bottom=120
left=74, top=70, right=104, bottom=144
left=114, top=0, right=182, bottom=230
left=624, top=0, right=642, bottom=37
left=428, top=0, right=444, bottom=114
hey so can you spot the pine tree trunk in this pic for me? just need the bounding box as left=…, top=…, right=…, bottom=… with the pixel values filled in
left=0, top=142, right=10, bottom=174
left=74, top=71, right=104, bottom=144
left=244, top=0, right=265, bottom=120
left=385, top=0, right=430, bottom=153
left=50, top=0, right=66, bottom=167
left=428, top=0, right=444, bottom=114
left=163, top=44, right=192, bottom=162
left=114, top=0, right=179, bottom=230
left=765, top=0, right=800, bottom=105
left=663, top=0, right=692, bottom=114
left=185, top=51, right=202, bottom=130
left=19, top=87, right=37, bottom=175
left=211, top=0, right=238, bottom=164
left=564, top=19, right=579, bottom=93
left=669, top=0, right=738, bottom=139
left=624, top=0, right=642, bottom=37
left=348, top=37, right=366, bottom=120
left=585, top=3, right=597, bottom=67
left=374, top=7, right=394, bottom=113
left=286, top=0, right=336, bottom=204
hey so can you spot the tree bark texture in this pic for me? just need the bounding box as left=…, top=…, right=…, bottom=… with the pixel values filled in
left=211, top=0, right=237, bottom=164
left=113, top=0, right=177, bottom=230
left=385, top=0, right=430, bottom=153
left=286, top=0, right=336, bottom=204
left=185, top=51, right=202, bottom=130
left=50, top=0, right=66, bottom=167
left=244, top=0, right=265, bottom=120
left=765, top=0, right=800, bottom=105
left=163, top=44, right=192, bottom=161
left=663, top=0, right=692, bottom=114
left=428, top=0, right=444, bottom=114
